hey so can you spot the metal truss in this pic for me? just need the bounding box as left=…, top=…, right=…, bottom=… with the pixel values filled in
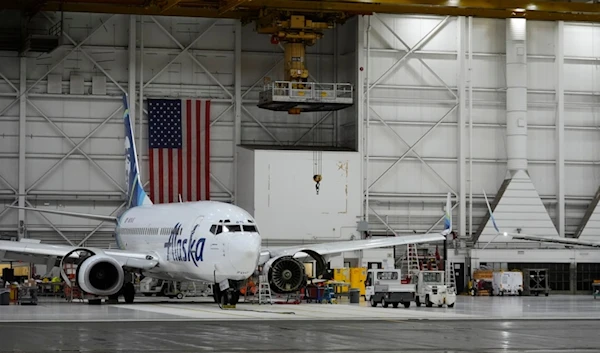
left=366, top=15, right=458, bottom=199
left=25, top=102, right=125, bottom=194
left=148, top=17, right=233, bottom=99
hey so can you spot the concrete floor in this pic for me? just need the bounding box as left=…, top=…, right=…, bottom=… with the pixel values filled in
left=1, top=295, right=599, bottom=352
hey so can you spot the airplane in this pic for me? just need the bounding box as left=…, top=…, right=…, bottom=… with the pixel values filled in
left=0, top=94, right=450, bottom=306
left=482, top=189, right=600, bottom=249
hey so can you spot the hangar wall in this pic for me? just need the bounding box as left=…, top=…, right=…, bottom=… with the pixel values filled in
left=0, top=12, right=355, bottom=247
left=0, top=11, right=599, bottom=256
left=359, top=15, right=600, bottom=250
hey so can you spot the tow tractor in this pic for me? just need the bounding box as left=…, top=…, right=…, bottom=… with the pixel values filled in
left=413, top=270, right=456, bottom=308
left=365, top=269, right=415, bottom=308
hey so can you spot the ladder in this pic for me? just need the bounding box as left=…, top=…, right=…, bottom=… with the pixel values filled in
left=256, top=275, right=273, bottom=305
left=446, top=262, right=457, bottom=290
left=407, top=244, right=421, bottom=278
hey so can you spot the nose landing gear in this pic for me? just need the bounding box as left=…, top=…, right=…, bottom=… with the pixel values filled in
left=212, top=280, right=241, bottom=307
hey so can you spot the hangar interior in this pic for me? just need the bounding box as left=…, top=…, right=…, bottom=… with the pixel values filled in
left=0, top=1, right=600, bottom=295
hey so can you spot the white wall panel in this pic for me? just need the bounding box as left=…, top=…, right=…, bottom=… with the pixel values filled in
left=249, top=149, right=361, bottom=244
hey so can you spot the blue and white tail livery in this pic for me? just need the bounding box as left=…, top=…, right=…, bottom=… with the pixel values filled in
left=442, top=192, right=452, bottom=236
left=482, top=189, right=502, bottom=235
left=123, top=94, right=153, bottom=208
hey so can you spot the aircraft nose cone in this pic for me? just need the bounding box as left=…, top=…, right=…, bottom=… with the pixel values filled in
left=228, top=233, right=261, bottom=275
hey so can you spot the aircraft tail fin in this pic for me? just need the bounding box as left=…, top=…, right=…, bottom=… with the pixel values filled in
left=482, top=189, right=502, bottom=235
left=441, top=192, right=452, bottom=235
left=123, top=94, right=153, bottom=208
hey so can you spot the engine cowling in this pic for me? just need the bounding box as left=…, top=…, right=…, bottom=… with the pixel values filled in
left=77, top=254, right=124, bottom=296
left=263, top=256, right=306, bottom=294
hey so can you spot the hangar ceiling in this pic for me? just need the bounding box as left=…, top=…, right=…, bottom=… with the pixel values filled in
left=3, top=0, right=600, bottom=22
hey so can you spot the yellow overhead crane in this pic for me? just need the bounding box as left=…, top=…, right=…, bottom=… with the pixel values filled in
left=253, top=10, right=353, bottom=114
left=3, top=1, right=600, bottom=22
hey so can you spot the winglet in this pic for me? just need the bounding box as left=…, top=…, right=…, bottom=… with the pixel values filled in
left=123, top=94, right=153, bottom=208
left=482, top=189, right=504, bottom=236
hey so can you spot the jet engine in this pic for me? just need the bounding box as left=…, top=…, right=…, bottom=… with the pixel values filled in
left=262, top=251, right=326, bottom=294
left=59, top=248, right=125, bottom=297
left=76, top=254, right=124, bottom=296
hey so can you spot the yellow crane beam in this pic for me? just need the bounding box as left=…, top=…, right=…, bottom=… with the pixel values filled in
left=3, top=0, right=600, bottom=22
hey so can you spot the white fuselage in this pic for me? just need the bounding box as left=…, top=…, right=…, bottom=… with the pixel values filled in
left=115, top=201, right=262, bottom=284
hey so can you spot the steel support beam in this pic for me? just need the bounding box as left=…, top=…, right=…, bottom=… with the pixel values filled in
left=372, top=13, right=457, bottom=100
left=365, top=15, right=371, bottom=224
left=12, top=0, right=600, bottom=22
left=139, top=15, right=144, bottom=179
left=128, top=15, right=137, bottom=140
left=25, top=103, right=125, bottom=193
left=468, top=16, right=474, bottom=242
left=457, top=16, right=467, bottom=238
left=78, top=202, right=126, bottom=246
left=241, top=106, right=283, bottom=146
left=357, top=15, right=366, bottom=221
left=368, top=104, right=459, bottom=191
left=556, top=20, right=565, bottom=238
left=25, top=201, right=74, bottom=246
left=233, top=20, right=242, bottom=205
left=292, top=111, right=334, bottom=146
left=149, top=17, right=233, bottom=99
left=368, top=16, right=449, bottom=93
left=18, top=56, right=26, bottom=240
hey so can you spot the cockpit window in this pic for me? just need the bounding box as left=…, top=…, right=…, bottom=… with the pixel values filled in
left=211, top=223, right=258, bottom=234
left=227, top=225, right=242, bottom=232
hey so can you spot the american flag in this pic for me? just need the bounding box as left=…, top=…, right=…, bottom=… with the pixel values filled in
left=148, top=98, right=211, bottom=203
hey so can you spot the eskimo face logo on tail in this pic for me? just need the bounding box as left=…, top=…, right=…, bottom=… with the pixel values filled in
left=164, top=223, right=206, bottom=267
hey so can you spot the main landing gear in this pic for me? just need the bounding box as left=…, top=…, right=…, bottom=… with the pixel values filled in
left=213, top=280, right=242, bottom=306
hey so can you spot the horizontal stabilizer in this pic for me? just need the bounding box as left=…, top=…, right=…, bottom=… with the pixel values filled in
left=8, top=206, right=118, bottom=223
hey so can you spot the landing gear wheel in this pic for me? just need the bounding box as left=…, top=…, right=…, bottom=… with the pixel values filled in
left=392, top=303, right=399, bottom=308
left=415, top=297, right=422, bottom=307
left=403, top=301, right=411, bottom=308
left=381, top=298, right=389, bottom=308
left=123, top=282, right=135, bottom=304
left=370, top=297, right=377, bottom=307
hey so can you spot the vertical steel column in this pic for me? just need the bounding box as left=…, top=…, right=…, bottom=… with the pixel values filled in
left=506, top=18, right=528, bottom=174
left=457, top=17, right=466, bottom=238
left=468, top=16, right=473, bottom=240
left=333, top=24, right=339, bottom=147
left=233, top=20, right=242, bottom=204
left=556, top=21, right=565, bottom=237
left=128, top=15, right=136, bottom=136
left=138, top=16, right=144, bottom=178
left=357, top=16, right=366, bottom=221
left=18, top=56, right=26, bottom=239
left=365, top=15, right=371, bottom=224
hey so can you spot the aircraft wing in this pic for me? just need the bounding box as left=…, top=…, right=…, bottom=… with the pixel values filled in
left=261, top=233, right=445, bottom=260
left=0, top=239, right=159, bottom=270
left=508, top=233, right=600, bottom=248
